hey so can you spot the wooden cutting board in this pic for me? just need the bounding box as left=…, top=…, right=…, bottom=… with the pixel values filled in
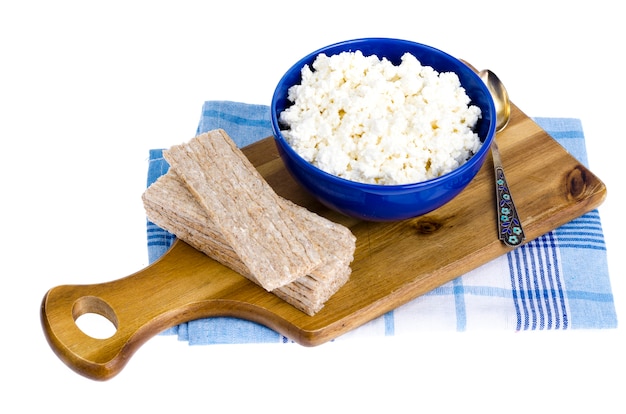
left=41, top=102, right=606, bottom=380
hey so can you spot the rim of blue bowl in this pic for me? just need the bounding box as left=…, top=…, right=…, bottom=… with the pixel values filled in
left=270, top=37, right=496, bottom=190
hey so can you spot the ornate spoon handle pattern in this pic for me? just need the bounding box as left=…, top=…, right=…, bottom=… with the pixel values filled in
left=492, top=140, right=524, bottom=246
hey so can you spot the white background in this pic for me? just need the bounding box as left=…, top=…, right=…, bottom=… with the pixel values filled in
left=2, top=1, right=624, bottom=412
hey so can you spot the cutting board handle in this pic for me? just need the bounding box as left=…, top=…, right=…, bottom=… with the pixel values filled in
left=40, top=240, right=285, bottom=381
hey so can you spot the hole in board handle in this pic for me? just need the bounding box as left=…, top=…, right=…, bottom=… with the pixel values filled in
left=72, top=296, right=118, bottom=339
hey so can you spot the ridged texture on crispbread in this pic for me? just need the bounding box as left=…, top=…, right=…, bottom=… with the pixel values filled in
left=142, top=129, right=355, bottom=315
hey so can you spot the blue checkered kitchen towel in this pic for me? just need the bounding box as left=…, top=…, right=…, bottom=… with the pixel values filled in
left=146, top=101, right=617, bottom=345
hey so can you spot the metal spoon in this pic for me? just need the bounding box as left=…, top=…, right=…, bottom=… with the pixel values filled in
left=479, top=69, right=525, bottom=247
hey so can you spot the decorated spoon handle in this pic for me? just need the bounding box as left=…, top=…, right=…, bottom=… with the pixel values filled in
left=492, top=140, right=525, bottom=247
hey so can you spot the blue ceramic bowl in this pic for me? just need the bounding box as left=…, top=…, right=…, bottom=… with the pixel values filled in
left=270, top=38, right=496, bottom=221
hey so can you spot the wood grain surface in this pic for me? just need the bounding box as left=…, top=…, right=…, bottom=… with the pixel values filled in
left=41, top=102, right=606, bottom=380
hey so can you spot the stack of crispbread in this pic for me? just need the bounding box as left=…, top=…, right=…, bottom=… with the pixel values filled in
left=142, top=129, right=356, bottom=315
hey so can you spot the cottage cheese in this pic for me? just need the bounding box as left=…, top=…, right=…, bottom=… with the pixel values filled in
left=279, top=51, right=482, bottom=185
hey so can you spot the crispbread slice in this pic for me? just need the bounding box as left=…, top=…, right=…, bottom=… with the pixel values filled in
left=163, top=129, right=322, bottom=291
left=142, top=168, right=356, bottom=315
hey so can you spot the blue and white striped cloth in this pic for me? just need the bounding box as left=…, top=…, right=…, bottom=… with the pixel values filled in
left=146, top=102, right=617, bottom=344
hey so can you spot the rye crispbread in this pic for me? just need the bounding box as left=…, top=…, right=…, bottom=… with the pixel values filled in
left=143, top=129, right=356, bottom=315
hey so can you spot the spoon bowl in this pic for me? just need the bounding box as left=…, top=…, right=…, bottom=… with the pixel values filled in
left=479, top=70, right=511, bottom=132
